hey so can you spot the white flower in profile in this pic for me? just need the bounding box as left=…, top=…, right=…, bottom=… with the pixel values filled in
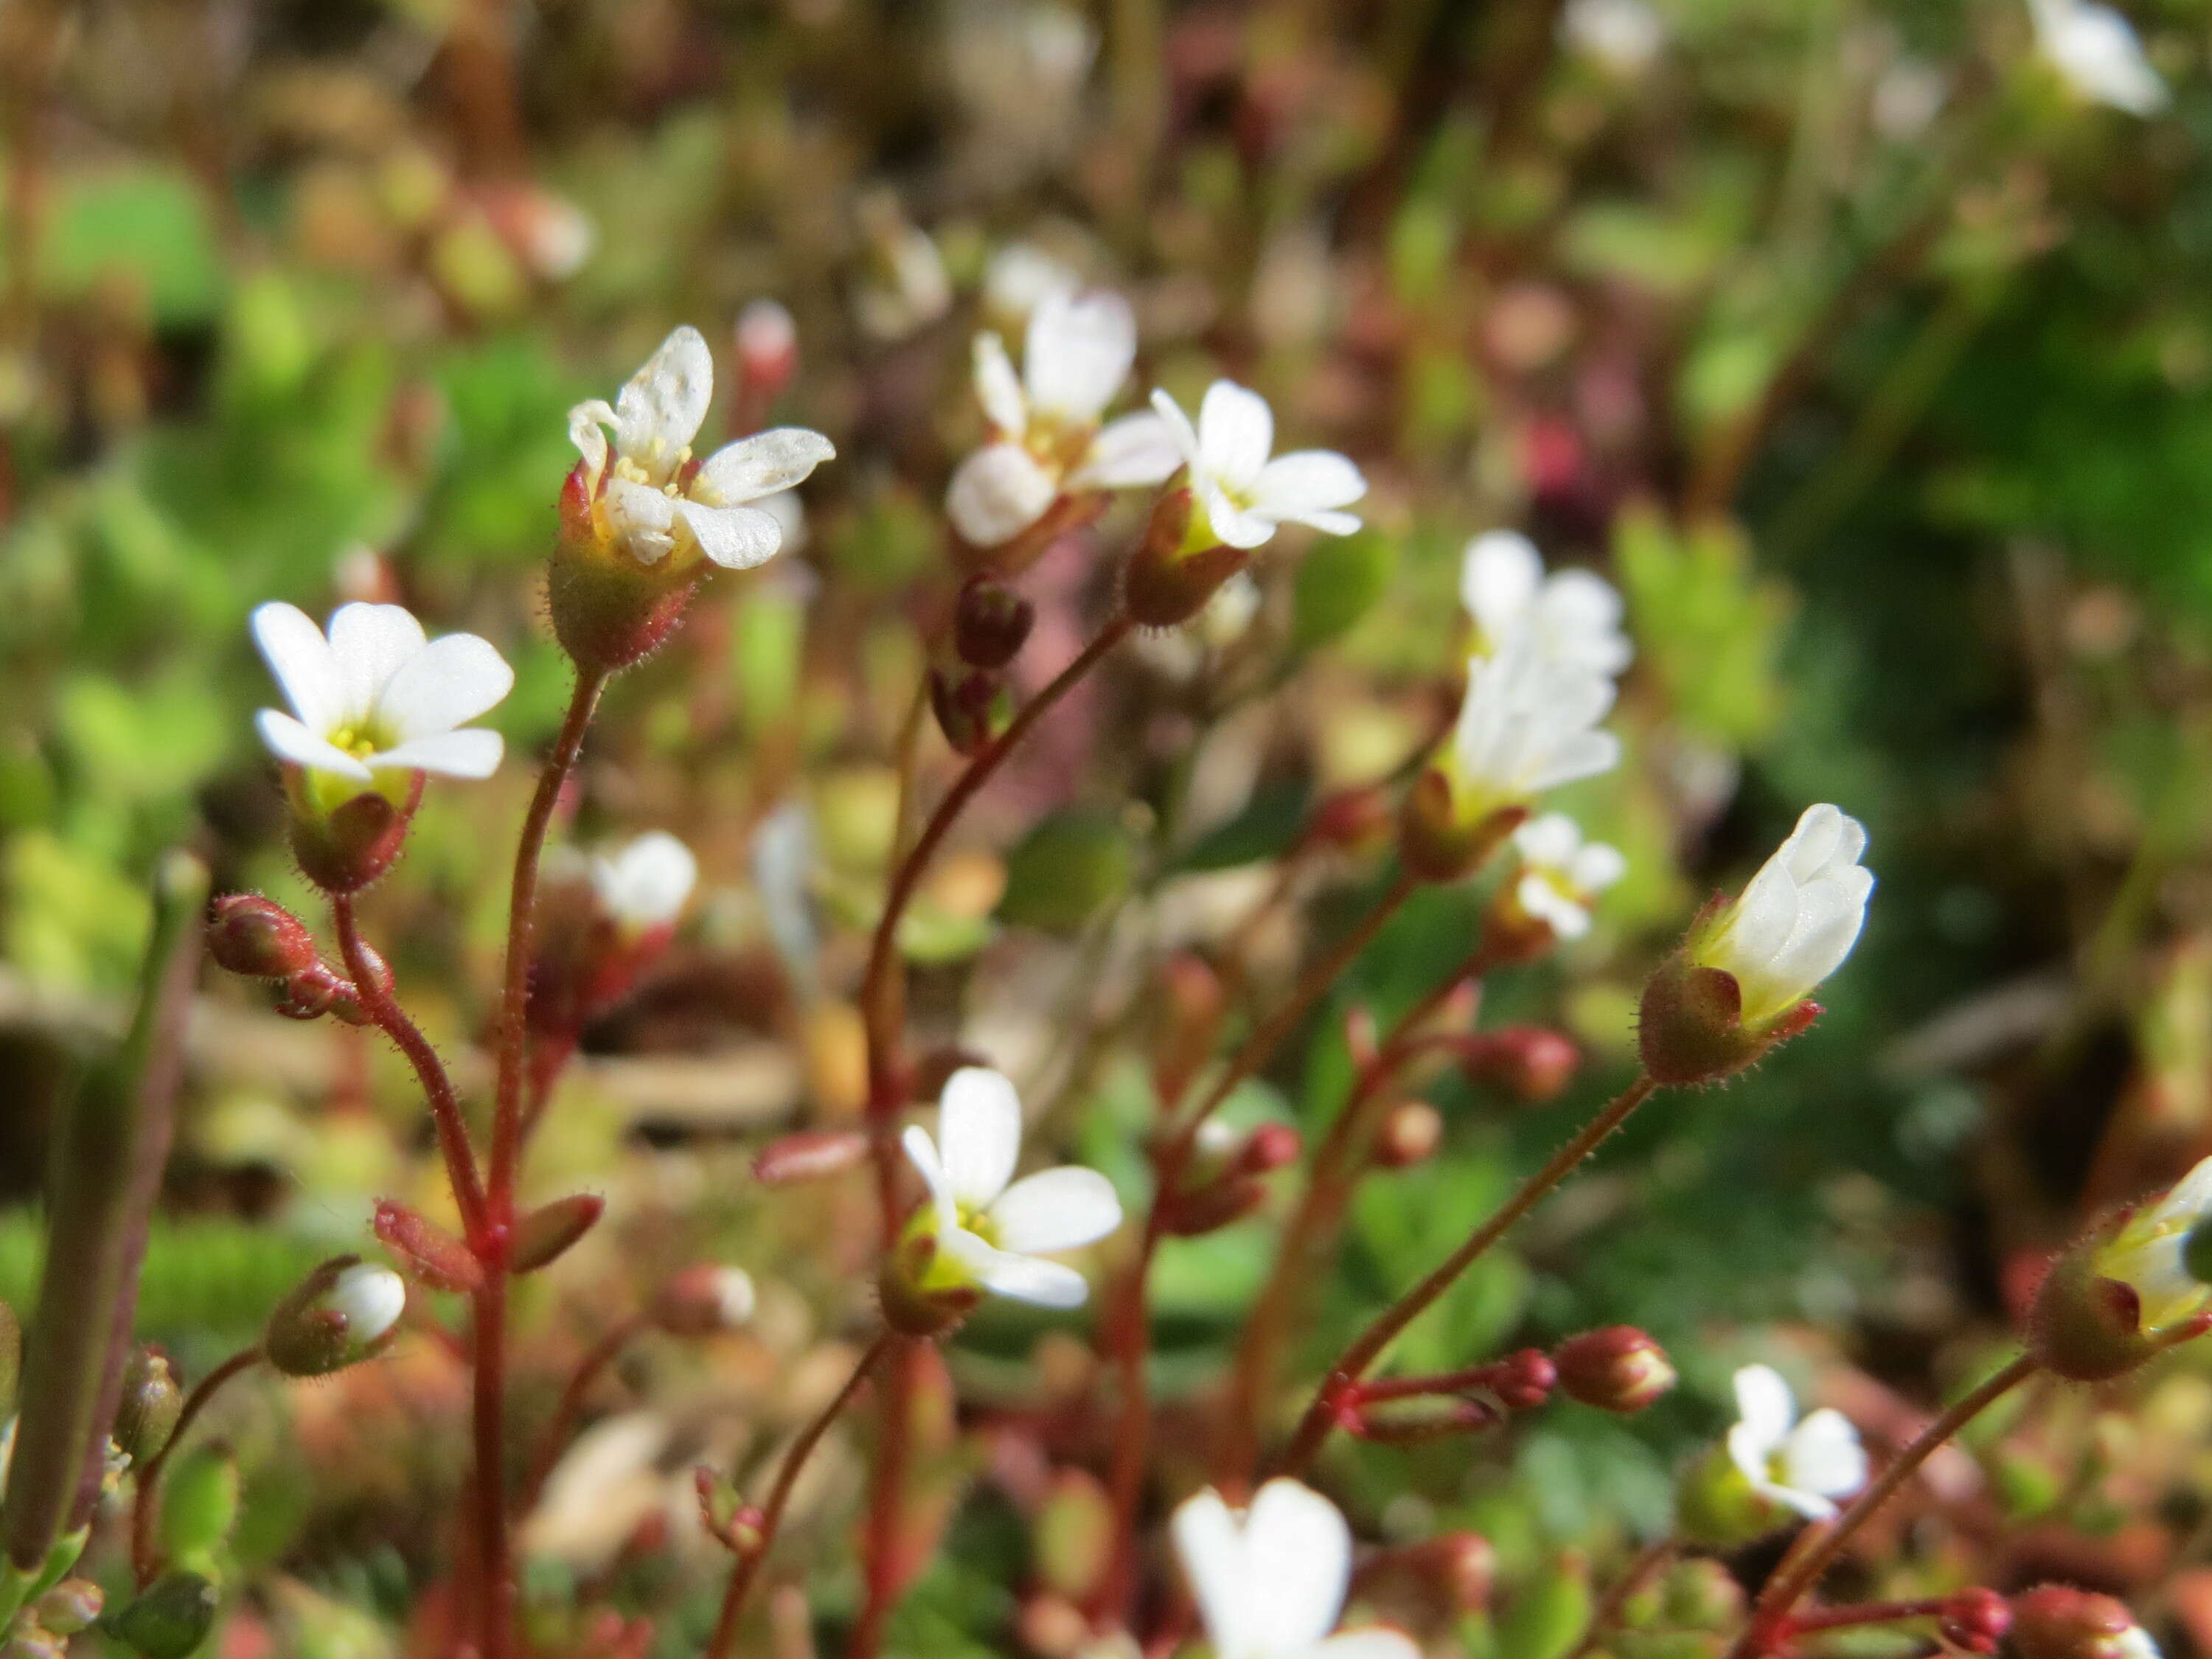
left=589, top=831, right=698, bottom=933
left=1725, top=1365, right=1868, bottom=1522
left=251, top=602, right=513, bottom=796
left=1693, top=804, right=1873, bottom=1027
left=1560, top=0, right=1665, bottom=76
left=568, top=325, right=835, bottom=570
left=900, top=1067, right=1123, bottom=1307
left=946, top=289, right=1180, bottom=546
left=1448, top=633, right=1622, bottom=818
left=1172, top=1478, right=1419, bottom=1659
left=1461, top=530, right=1632, bottom=676
left=2028, top=0, right=2168, bottom=116
left=2093, top=1156, right=2212, bottom=1338
left=1151, top=381, right=1366, bottom=551
left=1512, top=813, right=1628, bottom=940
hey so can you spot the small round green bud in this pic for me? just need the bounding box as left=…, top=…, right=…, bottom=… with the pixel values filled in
left=113, top=1347, right=184, bottom=1465
left=105, top=1571, right=218, bottom=1659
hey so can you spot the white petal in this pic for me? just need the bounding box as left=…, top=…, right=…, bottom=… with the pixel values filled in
left=256, top=709, right=372, bottom=781
left=369, top=728, right=506, bottom=779
left=947, top=444, right=1059, bottom=547
left=1755, top=1478, right=1840, bottom=1523
left=327, top=602, right=429, bottom=720
left=328, top=1263, right=407, bottom=1345
left=1148, top=388, right=1203, bottom=470
left=678, top=501, right=785, bottom=570
left=1249, top=451, right=1366, bottom=523
left=604, top=478, right=681, bottom=565
left=1709, top=860, right=1802, bottom=981
left=251, top=602, right=347, bottom=734
left=1523, top=728, right=1622, bottom=793
left=900, top=1124, right=958, bottom=1234
left=593, top=831, right=698, bottom=926
left=373, top=633, right=514, bottom=739
left=1728, top=1421, right=1775, bottom=1489
left=936, top=1066, right=1023, bottom=1207
left=990, top=1167, right=1122, bottom=1255
left=973, top=332, right=1029, bottom=436
left=1518, top=873, right=1592, bottom=940
left=1071, top=412, right=1183, bottom=489
left=693, top=428, right=836, bottom=506
left=1782, top=1409, right=1868, bottom=1500
left=1172, top=1489, right=1258, bottom=1659
left=1461, top=532, right=1543, bottom=641
left=613, top=324, right=712, bottom=462
left=1571, top=842, right=1629, bottom=892
left=1201, top=482, right=1277, bottom=552
left=1023, top=290, right=1136, bottom=423
left=568, top=398, right=615, bottom=479
left=1514, top=813, right=1583, bottom=868
left=1242, top=1478, right=1353, bottom=1654
left=2161, top=1156, right=2212, bottom=1225
left=1312, top=1632, right=1425, bottom=1659
left=1733, top=1365, right=1796, bottom=1450
left=1197, top=381, right=1275, bottom=492
left=939, top=1228, right=1091, bottom=1307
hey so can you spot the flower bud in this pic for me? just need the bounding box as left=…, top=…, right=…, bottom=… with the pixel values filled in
left=1939, top=1589, right=2013, bottom=1655
left=653, top=1265, right=757, bottom=1336
left=1306, top=787, right=1394, bottom=857
left=548, top=502, right=703, bottom=674
left=372, top=1199, right=483, bottom=1293
left=272, top=964, right=349, bottom=1021
left=753, top=1130, right=870, bottom=1186
left=321, top=939, right=392, bottom=1027
left=112, top=1347, right=184, bottom=1465
left=734, top=299, right=799, bottom=408
left=107, top=1571, right=219, bottom=1659
left=1427, top=1532, right=1497, bottom=1612
left=953, top=575, right=1036, bottom=669
left=1461, top=1026, right=1580, bottom=1102
left=287, top=772, right=423, bottom=894
left=32, top=1579, right=101, bottom=1636
left=1398, top=768, right=1524, bottom=885
left=1371, top=1101, right=1444, bottom=1169
left=1237, top=1122, right=1303, bottom=1175
left=206, top=894, right=318, bottom=980
left=263, top=1256, right=406, bottom=1378
left=1554, top=1326, right=1677, bottom=1414
left=2010, top=1587, right=2153, bottom=1659
left=509, top=1193, right=605, bottom=1274
left=929, top=664, right=1005, bottom=757
left=1124, top=490, right=1251, bottom=629
left=1637, top=933, right=1820, bottom=1089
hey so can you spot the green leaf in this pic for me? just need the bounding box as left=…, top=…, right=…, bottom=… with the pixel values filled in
left=1291, top=532, right=1397, bottom=655
left=40, top=164, right=223, bottom=325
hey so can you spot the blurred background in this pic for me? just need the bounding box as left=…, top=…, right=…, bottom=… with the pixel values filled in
left=7, top=0, right=2212, bottom=1654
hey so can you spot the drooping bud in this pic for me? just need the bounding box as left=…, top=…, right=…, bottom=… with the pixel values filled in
left=112, top=1348, right=184, bottom=1465
left=1938, top=1589, right=2014, bottom=1655
left=263, top=1256, right=406, bottom=1378
left=509, top=1194, right=605, bottom=1274
left=107, top=1571, right=219, bottom=1659
left=1397, top=768, right=1525, bottom=885
left=372, top=1199, right=484, bottom=1293
left=287, top=771, right=424, bottom=894
left=1371, top=1101, right=1444, bottom=1169
left=206, top=894, right=318, bottom=980
left=653, top=1265, right=757, bottom=1336
left=2010, top=1587, right=2154, bottom=1659
left=1554, top=1326, right=1677, bottom=1414
left=953, top=576, right=1036, bottom=669
left=1460, top=1026, right=1580, bottom=1102
left=753, top=1130, right=871, bottom=1186
left=929, top=665, right=1005, bottom=757
left=1124, top=490, right=1251, bottom=629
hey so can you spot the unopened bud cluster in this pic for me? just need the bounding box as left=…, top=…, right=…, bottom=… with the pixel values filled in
left=207, top=893, right=384, bottom=1026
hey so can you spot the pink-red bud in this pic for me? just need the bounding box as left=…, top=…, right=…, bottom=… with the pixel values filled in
left=1237, top=1122, right=1303, bottom=1175
left=373, top=1199, right=484, bottom=1293
left=1306, top=787, right=1394, bottom=856
left=206, top=894, right=318, bottom=979
left=2010, top=1587, right=2146, bottom=1659
left=929, top=664, right=1004, bottom=757
left=953, top=575, right=1036, bottom=669
left=1461, top=1026, right=1580, bottom=1102
left=273, top=965, right=349, bottom=1021
left=653, top=1265, right=757, bottom=1335
left=1554, top=1326, right=1677, bottom=1413
left=1371, top=1100, right=1444, bottom=1169
left=1939, top=1589, right=2013, bottom=1655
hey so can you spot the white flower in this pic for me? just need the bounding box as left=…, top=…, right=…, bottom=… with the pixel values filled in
left=1694, top=804, right=1873, bottom=1027
left=1171, top=1478, right=1419, bottom=1659
left=1725, top=1365, right=1867, bottom=1522
left=946, top=289, right=1180, bottom=546
left=708, top=1267, right=757, bottom=1326
left=2029, top=0, right=2168, bottom=116
left=900, top=1067, right=1122, bottom=1308
left=1512, top=813, right=1627, bottom=940
left=328, top=1262, right=408, bottom=1349
left=568, top=325, right=835, bottom=569
left=2093, top=1156, right=2212, bottom=1336
left=251, top=601, right=513, bottom=793
left=1561, top=0, right=1665, bottom=76
left=984, top=242, right=1082, bottom=323
left=1460, top=530, right=1632, bottom=677
left=589, top=832, right=698, bottom=932
left=1151, top=381, right=1366, bottom=552
left=1449, top=633, right=1622, bottom=817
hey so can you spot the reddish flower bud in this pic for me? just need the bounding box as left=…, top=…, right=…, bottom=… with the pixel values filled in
left=753, top=1130, right=871, bottom=1186
left=654, top=1265, right=758, bottom=1335
left=288, top=773, right=423, bottom=894
left=1939, top=1589, right=2013, bottom=1655
left=929, top=664, right=1004, bottom=757
left=1157, top=1176, right=1268, bottom=1238
left=1124, top=490, right=1250, bottom=629
left=1307, top=787, right=1394, bottom=855
left=1426, top=1532, right=1497, bottom=1612
left=373, top=1199, right=484, bottom=1293
left=1371, top=1101, right=1444, bottom=1169
left=206, top=894, right=318, bottom=979
left=273, top=965, right=349, bottom=1021
left=1397, top=768, right=1524, bottom=885
left=734, top=300, right=799, bottom=409
left=953, top=576, right=1035, bottom=669
left=1554, top=1326, right=1677, bottom=1414
left=509, top=1194, right=605, bottom=1274
left=1237, top=1121, right=1303, bottom=1175
left=2011, top=1587, right=2150, bottom=1659
left=1461, top=1026, right=1580, bottom=1102
left=322, top=940, right=393, bottom=1028
left=1489, top=1347, right=1559, bottom=1409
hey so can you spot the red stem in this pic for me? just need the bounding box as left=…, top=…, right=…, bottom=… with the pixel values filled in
left=471, top=1278, right=512, bottom=1659
left=129, top=1347, right=260, bottom=1587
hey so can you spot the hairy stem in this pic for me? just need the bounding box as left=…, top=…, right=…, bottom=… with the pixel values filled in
left=1277, top=1073, right=1660, bottom=1478
left=471, top=1279, right=512, bottom=1659
left=129, top=1348, right=260, bottom=1587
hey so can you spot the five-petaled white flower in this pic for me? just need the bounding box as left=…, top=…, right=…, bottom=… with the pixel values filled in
left=568, top=325, right=835, bottom=570
left=2093, top=1156, right=2212, bottom=1338
left=1512, top=813, right=1628, bottom=941
left=1150, top=381, right=1367, bottom=552
left=1461, top=530, right=1632, bottom=678
left=1693, top=804, right=1873, bottom=1028
left=251, top=602, right=514, bottom=800
left=946, top=289, right=1181, bottom=547
left=901, top=1067, right=1123, bottom=1308
left=588, top=832, right=698, bottom=933
left=1448, top=633, right=1622, bottom=818
left=1172, top=1478, right=1419, bottom=1659
left=2028, top=0, right=2168, bottom=116
left=1725, top=1364, right=1868, bottom=1523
